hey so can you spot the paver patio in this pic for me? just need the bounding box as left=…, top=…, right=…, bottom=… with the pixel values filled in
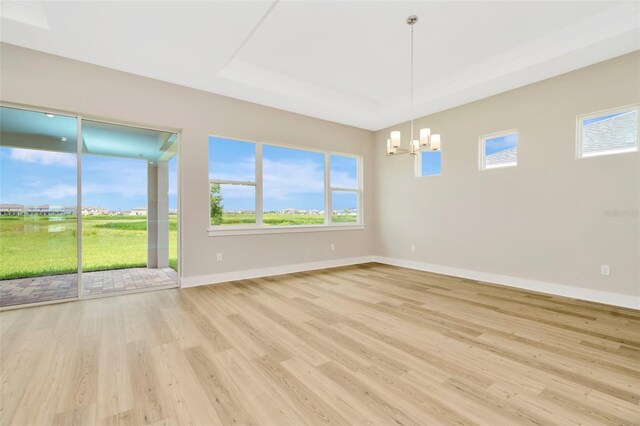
left=0, top=267, right=177, bottom=308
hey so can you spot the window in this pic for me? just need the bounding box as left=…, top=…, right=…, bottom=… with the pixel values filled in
left=417, top=151, right=442, bottom=177
left=577, top=106, right=638, bottom=158
left=208, top=136, right=362, bottom=232
left=263, top=145, right=325, bottom=226
left=209, top=138, right=256, bottom=226
left=479, top=130, right=518, bottom=170
left=330, top=154, right=360, bottom=223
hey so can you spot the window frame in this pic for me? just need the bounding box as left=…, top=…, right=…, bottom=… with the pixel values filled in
left=576, top=104, right=639, bottom=159
left=208, top=135, right=364, bottom=236
left=208, top=139, right=258, bottom=229
left=415, top=149, right=443, bottom=178
left=329, top=153, right=362, bottom=224
left=479, top=129, right=519, bottom=171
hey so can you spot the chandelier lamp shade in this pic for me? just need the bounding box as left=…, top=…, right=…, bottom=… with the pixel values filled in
left=387, top=15, right=442, bottom=156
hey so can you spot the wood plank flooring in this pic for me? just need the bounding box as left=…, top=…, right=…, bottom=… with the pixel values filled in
left=1, top=263, right=639, bottom=425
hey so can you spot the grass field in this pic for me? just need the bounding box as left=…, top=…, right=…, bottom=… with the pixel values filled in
left=0, top=215, right=177, bottom=280
left=2, top=211, right=357, bottom=280
left=217, top=212, right=357, bottom=226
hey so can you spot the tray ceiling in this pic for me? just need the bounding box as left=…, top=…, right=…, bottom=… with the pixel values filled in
left=1, top=1, right=638, bottom=130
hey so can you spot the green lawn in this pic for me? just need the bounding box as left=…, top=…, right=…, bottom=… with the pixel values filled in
left=1, top=211, right=358, bottom=280
left=0, top=215, right=177, bottom=280
left=217, top=212, right=357, bottom=226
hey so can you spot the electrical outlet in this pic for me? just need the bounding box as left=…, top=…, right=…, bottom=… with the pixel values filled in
left=600, top=265, right=610, bottom=276
left=410, top=245, right=416, bottom=252
left=330, top=243, right=335, bottom=251
left=216, top=253, right=223, bottom=262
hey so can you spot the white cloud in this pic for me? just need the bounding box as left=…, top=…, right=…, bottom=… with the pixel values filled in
left=330, top=170, right=357, bottom=189
left=83, top=182, right=147, bottom=199
left=208, top=158, right=255, bottom=182
left=33, top=184, right=77, bottom=200
left=9, top=148, right=76, bottom=167
left=2, top=183, right=77, bottom=204
left=218, top=184, right=254, bottom=199
left=263, top=159, right=324, bottom=200
left=82, top=157, right=147, bottom=199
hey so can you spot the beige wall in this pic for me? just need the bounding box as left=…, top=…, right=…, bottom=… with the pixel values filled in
left=0, top=43, right=376, bottom=281
left=374, top=52, right=640, bottom=298
left=2, top=43, right=638, bottom=301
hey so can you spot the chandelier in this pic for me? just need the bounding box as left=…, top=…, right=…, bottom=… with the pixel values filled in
left=387, top=15, right=441, bottom=156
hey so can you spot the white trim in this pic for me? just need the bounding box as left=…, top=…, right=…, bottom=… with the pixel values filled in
left=174, top=131, right=182, bottom=288
left=209, top=179, right=256, bottom=186
left=329, top=187, right=358, bottom=193
left=485, top=161, right=518, bottom=170
left=208, top=224, right=364, bottom=237
left=581, top=146, right=638, bottom=158
left=324, top=153, right=331, bottom=225
left=255, top=143, right=263, bottom=226
left=373, top=256, right=639, bottom=310
left=181, top=256, right=374, bottom=288
left=76, top=115, right=83, bottom=298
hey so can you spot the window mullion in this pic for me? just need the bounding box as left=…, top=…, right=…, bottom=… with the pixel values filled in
left=358, top=156, right=363, bottom=224
left=209, top=179, right=255, bottom=186
left=256, top=142, right=263, bottom=227
left=329, top=187, right=358, bottom=192
left=324, top=153, right=331, bottom=225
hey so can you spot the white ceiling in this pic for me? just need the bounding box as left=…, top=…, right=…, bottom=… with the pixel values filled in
left=1, top=1, right=638, bottom=131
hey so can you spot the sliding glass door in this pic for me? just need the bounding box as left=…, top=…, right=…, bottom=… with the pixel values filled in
left=0, top=105, right=179, bottom=308
left=0, top=107, right=79, bottom=307
left=80, top=119, right=178, bottom=297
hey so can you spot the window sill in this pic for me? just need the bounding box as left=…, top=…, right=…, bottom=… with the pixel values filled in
left=208, top=224, right=365, bottom=237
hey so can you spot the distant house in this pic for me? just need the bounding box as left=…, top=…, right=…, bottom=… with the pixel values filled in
left=29, top=205, right=75, bottom=216
left=128, top=207, right=147, bottom=216
left=63, top=206, right=77, bottom=215
left=279, top=208, right=299, bottom=215
left=0, top=204, right=78, bottom=216
left=82, top=206, right=109, bottom=216
left=0, top=204, right=25, bottom=216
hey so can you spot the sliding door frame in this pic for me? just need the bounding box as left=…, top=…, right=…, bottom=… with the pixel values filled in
left=0, top=101, right=182, bottom=310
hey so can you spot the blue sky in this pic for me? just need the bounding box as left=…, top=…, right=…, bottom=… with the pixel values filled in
left=421, top=151, right=442, bottom=176
left=583, top=112, right=625, bottom=126
left=209, top=137, right=358, bottom=211
left=485, top=133, right=518, bottom=155
left=0, top=147, right=178, bottom=210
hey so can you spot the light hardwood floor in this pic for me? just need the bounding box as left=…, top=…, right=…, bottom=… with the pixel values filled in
left=1, top=263, right=639, bottom=425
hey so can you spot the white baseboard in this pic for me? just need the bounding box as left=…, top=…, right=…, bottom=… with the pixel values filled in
left=180, top=254, right=638, bottom=310
left=181, top=256, right=375, bottom=288
left=373, top=256, right=639, bottom=310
